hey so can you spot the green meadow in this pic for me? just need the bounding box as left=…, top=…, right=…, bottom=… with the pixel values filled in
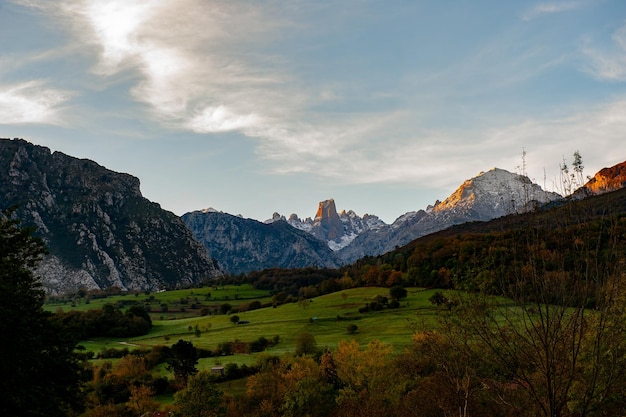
left=57, top=286, right=444, bottom=370
left=45, top=284, right=273, bottom=315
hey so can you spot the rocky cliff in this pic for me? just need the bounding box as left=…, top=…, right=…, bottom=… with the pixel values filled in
left=182, top=209, right=341, bottom=275
left=268, top=199, right=386, bottom=251
left=573, top=160, right=626, bottom=197
left=0, top=138, right=221, bottom=294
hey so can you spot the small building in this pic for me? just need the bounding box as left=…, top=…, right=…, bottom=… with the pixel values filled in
left=211, top=366, right=225, bottom=376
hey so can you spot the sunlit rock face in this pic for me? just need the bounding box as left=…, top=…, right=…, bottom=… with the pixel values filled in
left=312, top=199, right=344, bottom=241
left=0, top=138, right=221, bottom=295
left=432, top=168, right=562, bottom=217
left=574, top=161, right=626, bottom=197
left=336, top=168, right=563, bottom=264
left=268, top=199, right=387, bottom=252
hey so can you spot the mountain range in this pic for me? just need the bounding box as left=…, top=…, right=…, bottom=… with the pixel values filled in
left=0, top=138, right=221, bottom=294
left=3, top=137, right=625, bottom=292
left=186, top=167, right=564, bottom=273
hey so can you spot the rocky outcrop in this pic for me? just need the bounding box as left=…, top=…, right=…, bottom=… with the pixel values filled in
left=268, top=199, right=386, bottom=251
left=0, top=138, right=221, bottom=294
left=573, top=161, right=626, bottom=197
left=312, top=199, right=344, bottom=241
left=182, top=210, right=341, bottom=275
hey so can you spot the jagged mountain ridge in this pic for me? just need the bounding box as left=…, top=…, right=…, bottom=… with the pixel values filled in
left=182, top=209, right=341, bottom=275
left=0, top=138, right=221, bottom=294
left=267, top=198, right=386, bottom=251
left=263, top=169, right=562, bottom=264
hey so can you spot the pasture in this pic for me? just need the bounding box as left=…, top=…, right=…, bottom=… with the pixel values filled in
left=66, top=286, right=443, bottom=368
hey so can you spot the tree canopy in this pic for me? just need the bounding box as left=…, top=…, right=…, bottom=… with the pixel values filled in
left=167, top=339, right=199, bottom=385
left=0, top=209, right=87, bottom=416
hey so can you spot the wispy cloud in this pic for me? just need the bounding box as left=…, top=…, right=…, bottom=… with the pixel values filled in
left=274, top=97, right=626, bottom=194
left=522, top=1, right=588, bottom=20
left=583, top=23, right=626, bottom=81
left=7, top=0, right=625, bottom=194
left=11, top=0, right=401, bottom=173
left=479, top=99, right=626, bottom=190
left=0, top=81, right=72, bottom=125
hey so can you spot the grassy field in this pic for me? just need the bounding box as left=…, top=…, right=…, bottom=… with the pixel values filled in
left=73, top=286, right=442, bottom=360
left=45, top=284, right=274, bottom=318
left=52, top=285, right=446, bottom=402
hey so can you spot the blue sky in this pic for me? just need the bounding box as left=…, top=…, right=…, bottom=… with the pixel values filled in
left=1, top=0, right=626, bottom=223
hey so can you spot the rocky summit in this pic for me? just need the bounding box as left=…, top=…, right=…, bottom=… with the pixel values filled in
left=336, top=168, right=563, bottom=263
left=0, top=138, right=221, bottom=294
left=269, top=199, right=387, bottom=252
left=573, top=160, right=626, bottom=198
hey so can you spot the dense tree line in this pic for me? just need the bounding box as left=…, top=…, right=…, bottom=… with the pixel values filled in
left=51, top=304, right=152, bottom=339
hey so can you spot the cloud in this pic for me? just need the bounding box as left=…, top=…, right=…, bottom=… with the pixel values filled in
left=12, top=0, right=404, bottom=164
left=522, top=1, right=588, bottom=20
left=479, top=99, right=626, bottom=189
left=8, top=0, right=625, bottom=194
left=21, top=1, right=336, bottom=134
left=187, top=106, right=263, bottom=133
left=0, top=81, right=72, bottom=125
left=583, top=23, right=626, bottom=81
left=259, top=98, right=626, bottom=195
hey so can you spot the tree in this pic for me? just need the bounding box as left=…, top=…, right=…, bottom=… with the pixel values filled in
left=230, top=314, right=240, bottom=324
left=127, top=385, right=158, bottom=417
left=0, top=209, right=87, bottom=416
left=174, top=371, right=225, bottom=417
left=167, top=339, right=199, bottom=385
left=347, top=324, right=358, bottom=334
left=242, top=354, right=334, bottom=417
left=295, top=332, right=318, bottom=356
left=389, top=286, right=407, bottom=301
left=572, top=150, right=584, bottom=188
left=332, top=339, right=400, bottom=416
left=219, top=303, right=232, bottom=314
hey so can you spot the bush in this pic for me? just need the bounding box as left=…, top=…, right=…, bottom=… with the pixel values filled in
left=389, top=286, right=408, bottom=300
left=295, top=332, right=317, bottom=356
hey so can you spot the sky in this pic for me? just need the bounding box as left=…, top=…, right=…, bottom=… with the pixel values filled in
left=1, top=0, right=626, bottom=223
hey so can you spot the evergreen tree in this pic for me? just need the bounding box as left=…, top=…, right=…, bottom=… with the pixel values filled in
left=167, top=339, right=199, bottom=385
left=0, top=209, right=87, bottom=416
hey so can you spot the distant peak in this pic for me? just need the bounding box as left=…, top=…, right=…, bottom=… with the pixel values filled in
left=315, top=199, right=338, bottom=221
left=577, top=160, right=626, bottom=196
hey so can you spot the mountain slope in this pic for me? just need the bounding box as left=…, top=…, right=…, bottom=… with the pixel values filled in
left=573, top=160, right=626, bottom=197
left=182, top=209, right=342, bottom=275
left=0, top=138, right=221, bottom=294
left=337, top=168, right=562, bottom=263
left=344, top=184, right=626, bottom=295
